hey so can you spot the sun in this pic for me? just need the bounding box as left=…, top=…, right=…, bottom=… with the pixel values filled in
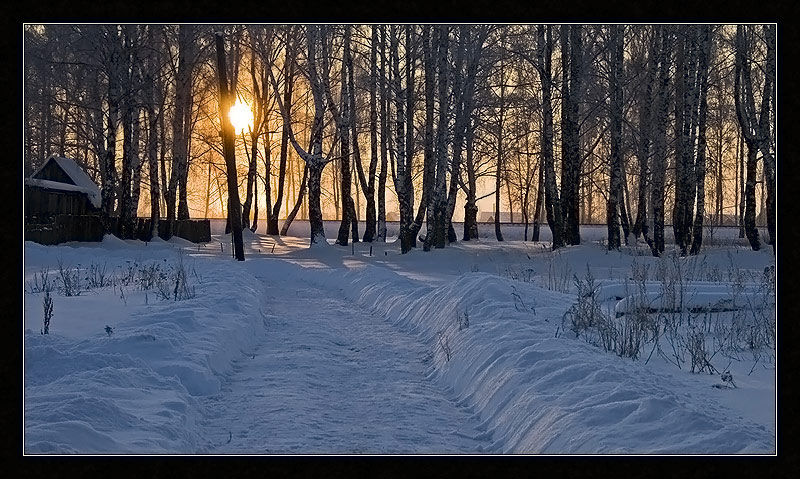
left=228, top=97, right=254, bottom=134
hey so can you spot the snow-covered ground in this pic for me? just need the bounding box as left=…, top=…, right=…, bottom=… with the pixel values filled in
left=23, top=224, right=777, bottom=454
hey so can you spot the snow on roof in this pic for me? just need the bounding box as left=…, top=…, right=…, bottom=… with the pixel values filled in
left=25, top=177, right=102, bottom=208
left=29, top=156, right=101, bottom=208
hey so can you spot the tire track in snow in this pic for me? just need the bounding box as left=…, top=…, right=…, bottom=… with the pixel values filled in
left=197, top=277, right=489, bottom=454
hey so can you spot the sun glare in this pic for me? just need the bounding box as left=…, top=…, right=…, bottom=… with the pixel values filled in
left=229, top=98, right=254, bottom=134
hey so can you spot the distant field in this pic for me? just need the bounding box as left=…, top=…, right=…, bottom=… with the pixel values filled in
left=209, top=219, right=768, bottom=248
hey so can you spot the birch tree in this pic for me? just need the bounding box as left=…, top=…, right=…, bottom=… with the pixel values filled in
left=631, top=26, right=658, bottom=241
left=319, top=25, right=358, bottom=246
left=390, top=24, right=416, bottom=253
left=648, top=25, right=672, bottom=257
left=268, top=25, right=336, bottom=246
left=733, top=24, right=772, bottom=252
left=165, top=25, right=197, bottom=237
left=560, top=24, right=584, bottom=246
left=538, top=25, right=564, bottom=249
left=214, top=31, right=245, bottom=260
left=353, top=25, right=378, bottom=242
left=689, top=25, right=712, bottom=255
left=376, top=24, right=389, bottom=243
left=606, top=25, right=624, bottom=250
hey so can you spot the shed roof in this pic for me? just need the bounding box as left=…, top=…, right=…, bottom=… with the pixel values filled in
left=29, top=156, right=101, bottom=208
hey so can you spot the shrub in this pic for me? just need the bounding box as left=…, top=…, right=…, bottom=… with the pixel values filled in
left=41, top=289, right=53, bottom=335
left=560, top=250, right=775, bottom=375
left=85, top=261, right=113, bottom=289
left=544, top=251, right=572, bottom=293
left=27, top=268, right=53, bottom=294
left=136, top=262, right=164, bottom=291
left=457, top=309, right=470, bottom=331
left=56, top=259, right=82, bottom=296
left=171, top=252, right=195, bottom=301
left=436, top=331, right=452, bottom=362
left=560, top=267, right=607, bottom=342
left=153, top=253, right=196, bottom=301
left=501, top=265, right=535, bottom=283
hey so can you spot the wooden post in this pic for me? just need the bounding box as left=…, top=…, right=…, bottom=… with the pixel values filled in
left=215, top=32, right=245, bottom=261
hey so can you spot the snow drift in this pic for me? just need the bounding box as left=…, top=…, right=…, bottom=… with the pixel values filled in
left=276, top=261, right=775, bottom=454
left=24, top=237, right=775, bottom=454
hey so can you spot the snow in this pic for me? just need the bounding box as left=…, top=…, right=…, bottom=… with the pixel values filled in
left=23, top=225, right=776, bottom=455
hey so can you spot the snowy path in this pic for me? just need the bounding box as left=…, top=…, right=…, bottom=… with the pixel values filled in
left=24, top=237, right=775, bottom=454
left=196, top=274, right=489, bottom=454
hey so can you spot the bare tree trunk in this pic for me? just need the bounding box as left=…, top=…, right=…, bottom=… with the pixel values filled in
left=737, top=129, right=745, bottom=238
left=560, top=24, right=583, bottom=246
left=445, top=26, right=486, bottom=245
left=620, top=162, right=632, bottom=244
left=743, top=144, right=760, bottom=250
left=633, top=29, right=658, bottom=241
left=585, top=154, right=593, bottom=225
left=507, top=178, right=515, bottom=225
left=241, top=30, right=266, bottom=230
left=673, top=25, right=701, bottom=255
left=263, top=126, right=273, bottom=231
left=715, top=147, right=722, bottom=226
left=360, top=25, right=379, bottom=243
left=330, top=26, right=355, bottom=246
left=734, top=25, right=765, bottom=251
left=410, top=26, right=435, bottom=244
left=425, top=25, right=453, bottom=250
left=649, top=25, right=671, bottom=256
left=493, top=31, right=505, bottom=243
left=532, top=156, right=544, bottom=242
left=269, top=58, right=293, bottom=235
left=116, top=29, right=138, bottom=236
left=690, top=25, right=712, bottom=255
left=390, top=25, right=415, bottom=253
left=444, top=28, right=468, bottom=247
left=760, top=24, right=776, bottom=252
left=147, top=99, right=160, bottom=239
left=166, top=25, right=193, bottom=237
left=376, top=25, right=388, bottom=242
left=119, top=85, right=135, bottom=238
left=307, top=161, right=326, bottom=244
left=129, top=105, right=143, bottom=229
left=39, top=66, right=53, bottom=167
left=251, top=170, right=259, bottom=232
left=430, top=24, right=450, bottom=249
left=177, top=27, right=196, bottom=222
left=404, top=25, right=417, bottom=247
left=263, top=30, right=296, bottom=235
left=607, top=25, right=624, bottom=250
left=102, top=75, right=119, bottom=229
left=158, top=96, right=168, bottom=217
left=346, top=28, right=363, bottom=244
left=143, top=26, right=161, bottom=240
left=303, top=26, right=330, bottom=246
left=215, top=32, right=245, bottom=260
left=538, top=25, right=563, bottom=249
left=266, top=25, right=331, bottom=246
left=281, top=164, right=308, bottom=236
left=463, top=126, right=479, bottom=241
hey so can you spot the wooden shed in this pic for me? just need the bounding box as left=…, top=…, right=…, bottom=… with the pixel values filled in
left=25, top=156, right=104, bottom=245
left=25, top=156, right=101, bottom=222
left=25, top=155, right=210, bottom=244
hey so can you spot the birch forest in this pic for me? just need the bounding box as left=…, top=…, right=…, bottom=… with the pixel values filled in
left=24, top=24, right=776, bottom=255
